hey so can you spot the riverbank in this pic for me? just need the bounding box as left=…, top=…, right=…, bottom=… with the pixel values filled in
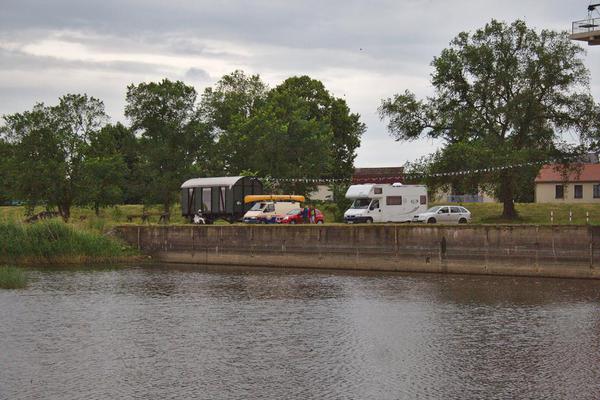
left=0, top=266, right=27, bottom=289
left=0, top=220, right=138, bottom=265
left=116, top=224, right=600, bottom=279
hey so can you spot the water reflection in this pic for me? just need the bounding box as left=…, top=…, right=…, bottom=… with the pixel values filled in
left=1, top=265, right=599, bottom=399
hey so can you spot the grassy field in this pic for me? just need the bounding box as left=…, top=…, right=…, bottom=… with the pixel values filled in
left=3, top=202, right=600, bottom=227
left=0, top=265, right=28, bottom=289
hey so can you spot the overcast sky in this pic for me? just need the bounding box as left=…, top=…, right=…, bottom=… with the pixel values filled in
left=1, top=0, right=598, bottom=167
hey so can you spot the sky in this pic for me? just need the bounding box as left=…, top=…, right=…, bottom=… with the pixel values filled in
left=0, top=0, right=598, bottom=167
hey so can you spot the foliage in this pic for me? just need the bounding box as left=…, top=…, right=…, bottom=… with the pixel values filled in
left=200, top=72, right=365, bottom=196
left=1, top=94, right=108, bottom=221
left=0, top=219, right=130, bottom=262
left=379, top=20, right=598, bottom=218
left=125, top=79, right=213, bottom=212
left=0, top=266, right=27, bottom=289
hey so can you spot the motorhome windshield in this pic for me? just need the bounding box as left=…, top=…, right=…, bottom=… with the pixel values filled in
left=351, top=198, right=371, bottom=209
left=249, top=202, right=267, bottom=211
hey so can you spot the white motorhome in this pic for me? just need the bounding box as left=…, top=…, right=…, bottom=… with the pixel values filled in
left=344, top=183, right=428, bottom=223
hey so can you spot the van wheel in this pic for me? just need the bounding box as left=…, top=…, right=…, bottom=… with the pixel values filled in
left=366, top=218, right=373, bottom=224
left=459, top=218, right=467, bottom=224
left=427, top=218, right=436, bottom=224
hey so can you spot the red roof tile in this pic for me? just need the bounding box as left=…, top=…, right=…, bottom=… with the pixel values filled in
left=535, top=163, right=600, bottom=183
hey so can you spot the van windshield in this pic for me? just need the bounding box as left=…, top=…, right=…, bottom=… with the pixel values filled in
left=351, top=198, right=371, bottom=209
left=249, top=202, right=267, bottom=211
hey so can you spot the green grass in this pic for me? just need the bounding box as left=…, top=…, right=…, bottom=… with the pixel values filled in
left=0, top=219, right=135, bottom=264
left=3, top=202, right=600, bottom=228
left=0, top=265, right=28, bottom=289
left=444, top=202, right=600, bottom=225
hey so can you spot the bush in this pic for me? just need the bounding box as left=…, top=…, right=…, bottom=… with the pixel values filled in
left=0, top=266, right=28, bottom=289
left=0, top=220, right=131, bottom=262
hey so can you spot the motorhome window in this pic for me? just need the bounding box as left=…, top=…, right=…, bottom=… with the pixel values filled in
left=250, top=202, right=266, bottom=211
left=420, top=195, right=427, bottom=205
left=426, top=206, right=441, bottom=213
left=374, top=187, right=383, bottom=194
left=370, top=199, right=380, bottom=209
left=450, top=207, right=462, bottom=213
left=351, top=199, right=371, bottom=209
left=264, top=203, right=275, bottom=213
left=386, top=196, right=402, bottom=205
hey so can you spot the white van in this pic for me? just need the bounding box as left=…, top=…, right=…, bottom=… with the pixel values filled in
left=343, top=183, right=428, bottom=223
left=242, top=195, right=305, bottom=224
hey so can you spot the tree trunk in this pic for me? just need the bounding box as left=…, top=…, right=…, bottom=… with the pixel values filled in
left=58, top=203, right=71, bottom=222
left=499, top=173, right=518, bottom=219
left=94, top=202, right=100, bottom=216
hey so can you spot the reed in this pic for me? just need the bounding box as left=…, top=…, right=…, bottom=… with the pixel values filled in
left=0, top=265, right=28, bottom=289
left=0, top=219, right=134, bottom=263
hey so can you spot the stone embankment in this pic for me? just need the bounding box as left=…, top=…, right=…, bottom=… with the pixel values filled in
left=116, top=225, right=600, bottom=279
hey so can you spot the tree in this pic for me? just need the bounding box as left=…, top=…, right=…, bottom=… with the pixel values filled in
left=0, top=139, right=15, bottom=205
left=379, top=20, right=598, bottom=218
left=1, top=94, right=108, bottom=220
left=125, top=79, right=212, bottom=213
left=199, top=70, right=268, bottom=174
left=200, top=72, right=365, bottom=196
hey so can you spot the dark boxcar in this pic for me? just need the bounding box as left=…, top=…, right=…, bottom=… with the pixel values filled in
left=180, top=176, right=263, bottom=223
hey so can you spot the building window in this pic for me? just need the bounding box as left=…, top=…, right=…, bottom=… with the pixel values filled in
left=555, top=185, right=564, bottom=199
left=386, top=196, right=402, bottom=205
left=594, top=184, right=600, bottom=199
left=574, top=185, right=583, bottom=199
left=374, top=187, right=383, bottom=194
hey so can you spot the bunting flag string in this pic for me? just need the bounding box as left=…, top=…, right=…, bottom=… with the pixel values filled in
left=263, top=157, right=579, bottom=184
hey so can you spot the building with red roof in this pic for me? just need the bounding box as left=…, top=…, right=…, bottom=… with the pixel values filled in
left=535, top=163, right=600, bottom=203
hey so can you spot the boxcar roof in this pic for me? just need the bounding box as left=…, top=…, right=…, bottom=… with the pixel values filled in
left=181, top=176, right=247, bottom=189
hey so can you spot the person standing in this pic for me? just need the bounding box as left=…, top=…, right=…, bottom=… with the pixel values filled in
left=310, top=208, right=316, bottom=224
left=302, top=206, right=309, bottom=224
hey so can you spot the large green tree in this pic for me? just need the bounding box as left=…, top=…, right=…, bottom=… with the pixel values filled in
left=379, top=20, right=598, bottom=218
left=1, top=94, right=108, bottom=220
left=125, top=79, right=212, bottom=213
left=200, top=72, right=365, bottom=195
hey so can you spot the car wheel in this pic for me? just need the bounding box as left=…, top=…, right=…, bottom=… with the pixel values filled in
left=427, top=218, right=436, bottom=224
left=366, top=218, right=373, bottom=224
left=290, top=220, right=296, bottom=224
left=459, top=218, right=467, bottom=224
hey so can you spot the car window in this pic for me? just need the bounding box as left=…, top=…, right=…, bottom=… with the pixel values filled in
left=460, top=207, right=469, bottom=213
left=264, top=204, right=275, bottom=213
left=450, top=207, right=462, bottom=213
left=438, top=207, right=449, bottom=214
left=287, top=209, right=302, bottom=215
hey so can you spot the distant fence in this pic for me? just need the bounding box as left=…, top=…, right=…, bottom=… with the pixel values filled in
left=447, top=195, right=483, bottom=203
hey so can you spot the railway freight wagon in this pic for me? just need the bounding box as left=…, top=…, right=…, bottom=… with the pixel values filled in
left=180, top=176, right=263, bottom=223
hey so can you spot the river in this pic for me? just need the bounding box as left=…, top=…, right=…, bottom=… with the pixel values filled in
left=1, top=264, right=599, bottom=399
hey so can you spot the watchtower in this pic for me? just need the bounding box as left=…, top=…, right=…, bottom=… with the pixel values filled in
left=570, top=3, right=600, bottom=45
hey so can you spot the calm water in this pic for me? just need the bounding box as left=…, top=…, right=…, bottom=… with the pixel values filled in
left=1, top=265, right=600, bottom=400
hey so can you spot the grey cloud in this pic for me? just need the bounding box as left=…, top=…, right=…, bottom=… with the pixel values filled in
left=0, top=0, right=597, bottom=167
left=184, top=67, right=211, bottom=82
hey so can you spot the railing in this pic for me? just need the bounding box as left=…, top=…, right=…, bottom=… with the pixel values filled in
left=447, top=195, right=483, bottom=203
left=572, top=18, right=600, bottom=35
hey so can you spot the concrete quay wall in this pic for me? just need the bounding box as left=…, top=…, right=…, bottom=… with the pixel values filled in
left=115, top=225, right=600, bottom=279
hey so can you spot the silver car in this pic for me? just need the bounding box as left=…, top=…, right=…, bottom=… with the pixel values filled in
left=412, top=205, right=471, bottom=224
